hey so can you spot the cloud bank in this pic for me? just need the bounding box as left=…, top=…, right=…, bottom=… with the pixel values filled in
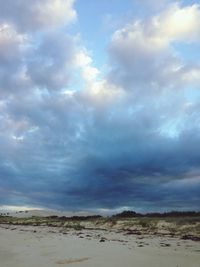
left=0, top=1, right=200, bottom=212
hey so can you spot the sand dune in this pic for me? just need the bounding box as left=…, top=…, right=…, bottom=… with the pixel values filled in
left=4, top=209, right=97, bottom=218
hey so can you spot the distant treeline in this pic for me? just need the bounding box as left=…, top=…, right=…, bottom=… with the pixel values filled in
left=45, top=210, right=200, bottom=220
left=112, top=210, right=200, bottom=218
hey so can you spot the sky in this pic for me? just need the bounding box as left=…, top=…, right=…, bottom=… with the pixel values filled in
left=0, top=0, right=200, bottom=213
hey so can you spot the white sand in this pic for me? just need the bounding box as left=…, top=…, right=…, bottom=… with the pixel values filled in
left=0, top=225, right=199, bottom=267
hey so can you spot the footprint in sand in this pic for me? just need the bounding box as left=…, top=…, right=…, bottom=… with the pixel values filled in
left=56, top=257, right=90, bottom=264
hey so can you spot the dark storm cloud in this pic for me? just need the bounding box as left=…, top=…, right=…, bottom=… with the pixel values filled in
left=1, top=91, right=200, bottom=211
left=0, top=1, right=200, bottom=211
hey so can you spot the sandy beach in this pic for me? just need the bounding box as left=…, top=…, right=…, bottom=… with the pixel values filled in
left=0, top=224, right=199, bottom=267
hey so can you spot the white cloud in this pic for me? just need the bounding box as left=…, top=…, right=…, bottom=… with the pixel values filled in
left=180, top=66, right=200, bottom=86
left=0, top=0, right=78, bottom=95
left=0, top=24, right=31, bottom=95
left=74, top=50, right=100, bottom=83
left=0, top=24, right=24, bottom=60
left=0, top=0, right=76, bottom=32
left=154, top=3, right=200, bottom=43
left=108, top=3, right=200, bottom=93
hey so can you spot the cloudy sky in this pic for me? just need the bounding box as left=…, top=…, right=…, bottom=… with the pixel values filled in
left=0, top=0, right=200, bottom=213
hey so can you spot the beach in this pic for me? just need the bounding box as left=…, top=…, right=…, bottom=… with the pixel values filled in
left=0, top=224, right=199, bottom=267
